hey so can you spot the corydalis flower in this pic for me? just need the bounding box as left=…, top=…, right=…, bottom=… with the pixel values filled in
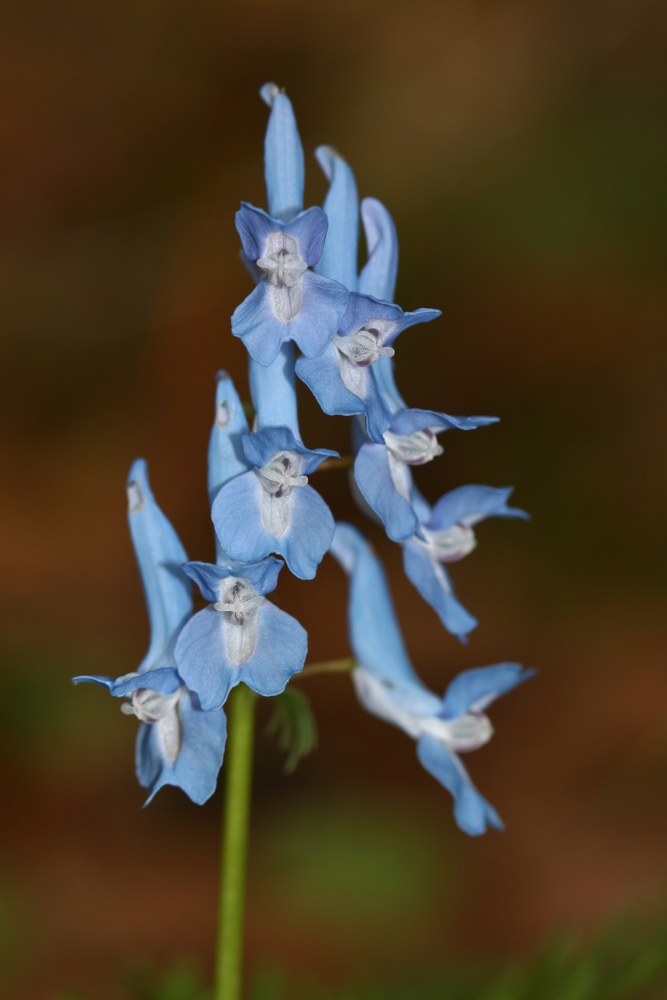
left=174, top=556, right=307, bottom=711
left=330, top=522, right=533, bottom=835
left=353, top=408, right=499, bottom=543
left=73, top=460, right=226, bottom=804
left=402, top=484, right=529, bottom=640
left=211, top=425, right=337, bottom=580
left=296, top=292, right=440, bottom=442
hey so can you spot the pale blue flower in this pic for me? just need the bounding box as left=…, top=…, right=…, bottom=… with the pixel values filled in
left=73, top=460, right=226, bottom=804
left=174, top=556, right=307, bottom=711
left=211, top=426, right=337, bottom=579
left=402, top=485, right=529, bottom=639
left=330, top=522, right=533, bottom=835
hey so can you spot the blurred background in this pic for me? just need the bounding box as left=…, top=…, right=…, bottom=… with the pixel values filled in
left=1, top=0, right=666, bottom=997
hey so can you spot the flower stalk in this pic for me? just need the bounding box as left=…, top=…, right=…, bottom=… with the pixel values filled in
left=216, top=683, right=257, bottom=1000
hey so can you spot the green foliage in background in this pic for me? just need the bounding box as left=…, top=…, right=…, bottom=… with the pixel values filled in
left=265, top=688, right=318, bottom=774
left=56, top=914, right=667, bottom=1000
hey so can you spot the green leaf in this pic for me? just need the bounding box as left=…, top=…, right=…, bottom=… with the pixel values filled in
left=266, top=688, right=318, bottom=774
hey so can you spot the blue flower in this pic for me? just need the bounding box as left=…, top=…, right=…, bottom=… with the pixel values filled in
left=208, top=371, right=251, bottom=507
left=174, top=556, right=307, bottom=711
left=330, top=522, right=533, bottom=835
left=353, top=408, right=499, bottom=543
left=74, top=668, right=227, bottom=806
left=402, top=485, right=529, bottom=640
left=73, top=460, right=227, bottom=804
left=296, top=292, right=440, bottom=442
left=211, top=426, right=337, bottom=579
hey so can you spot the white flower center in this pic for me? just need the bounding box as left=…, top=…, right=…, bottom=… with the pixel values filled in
left=215, top=579, right=264, bottom=625
left=417, top=523, right=477, bottom=563
left=214, top=577, right=263, bottom=665
left=258, top=450, right=308, bottom=499
left=121, top=686, right=184, bottom=766
left=257, top=232, right=308, bottom=324
left=383, top=428, right=443, bottom=465
left=332, top=320, right=396, bottom=368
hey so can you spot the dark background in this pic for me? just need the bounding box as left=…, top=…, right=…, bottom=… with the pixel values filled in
left=1, top=1, right=666, bottom=997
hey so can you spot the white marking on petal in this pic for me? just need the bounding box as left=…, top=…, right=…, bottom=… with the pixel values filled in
left=416, top=524, right=477, bottom=563
left=386, top=451, right=413, bottom=503
left=257, top=450, right=307, bottom=539
left=215, top=577, right=263, bottom=666
left=127, top=481, right=145, bottom=513
left=383, top=429, right=443, bottom=466
left=258, top=232, right=308, bottom=324
left=216, top=400, right=230, bottom=427
left=353, top=669, right=493, bottom=753
left=332, top=318, right=396, bottom=368
left=157, top=704, right=182, bottom=766
left=126, top=686, right=182, bottom=724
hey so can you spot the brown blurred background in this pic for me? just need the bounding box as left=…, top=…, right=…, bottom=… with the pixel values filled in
left=1, top=0, right=666, bottom=997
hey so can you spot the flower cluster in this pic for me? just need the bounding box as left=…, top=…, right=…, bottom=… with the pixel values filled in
left=74, top=83, right=532, bottom=833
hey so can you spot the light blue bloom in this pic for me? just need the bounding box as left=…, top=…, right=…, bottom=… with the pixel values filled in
left=208, top=371, right=251, bottom=507
left=73, top=460, right=226, bottom=804
left=353, top=408, right=499, bottom=543
left=73, top=668, right=227, bottom=805
left=402, top=485, right=529, bottom=640
left=296, top=292, right=440, bottom=442
left=211, top=426, right=337, bottom=580
left=174, top=556, right=307, bottom=711
left=330, top=522, right=533, bottom=835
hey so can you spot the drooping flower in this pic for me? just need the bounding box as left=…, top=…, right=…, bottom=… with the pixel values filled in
left=211, top=426, right=337, bottom=579
left=330, top=522, right=533, bottom=835
left=295, top=292, right=441, bottom=442
left=353, top=408, right=499, bottom=543
left=73, top=460, right=226, bottom=804
left=174, top=556, right=307, bottom=711
left=74, top=668, right=227, bottom=805
left=402, top=484, right=529, bottom=639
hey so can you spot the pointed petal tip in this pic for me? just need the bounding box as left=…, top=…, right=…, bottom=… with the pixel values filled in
left=314, top=144, right=343, bottom=181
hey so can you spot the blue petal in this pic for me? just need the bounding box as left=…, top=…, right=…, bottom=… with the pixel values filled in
left=242, top=426, right=337, bottom=474
left=389, top=409, right=498, bottom=436
left=353, top=443, right=418, bottom=542
left=249, top=346, right=300, bottom=438
left=208, top=371, right=250, bottom=506
left=231, top=281, right=287, bottom=367
left=442, top=663, right=534, bottom=719
left=374, top=354, right=406, bottom=416
left=211, top=471, right=277, bottom=566
left=402, top=541, right=478, bottom=639
left=358, top=197, right=398, bottom=302
left=315, top=145, right=359, bottom=289
left=284, top=270, right=349, bottom=358
left=236, top=599, right=307, bottom=697
left=260, top=83, right=304, bottom=221
left=416, top=735, right=503, bottom=836
left=362, top=370, right=394, bottom=443
left=296, top=343, right=366, bottom=419
left=139, top=690, right=227, bottom=805
left=273, top=485, right=335, bottom=579
left=126, top=459, right=193, bottom=673
left=235, top=203, right=329, bottom=267
left=388, top=306, right=441, bottom=345
left=337, top=293, right=403, bottom=337
left=183, top=557, right=283, bottom=602
left=429, top=485, right=529, bottom=532
left=330, top=523, right=424, bottom=689
left=174, top=601, right=306, bottom=710
left=72, top=667, right=182, bottom=698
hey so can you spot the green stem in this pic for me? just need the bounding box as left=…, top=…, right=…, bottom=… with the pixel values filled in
left=293, top=657, right=357, bottom=679
left=216, top=683, right=257, bottom=1000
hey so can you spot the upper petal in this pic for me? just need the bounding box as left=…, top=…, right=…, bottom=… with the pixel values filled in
left=429, top=485, right=529, bottom=532
left=249, top=346, right=300, bottom=438
left=208, top=371, right=250, bottom=506
left=441, top=664, right=534, bottom=719
left=126, top=459, right=193, bottom=673
left=330, top=522, right=425, bottom=689
left=358, top=198, right=398, bottom=302
left=260, top=83, right=304, bottom=222
left=315, top=145, right=359, bottom=290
